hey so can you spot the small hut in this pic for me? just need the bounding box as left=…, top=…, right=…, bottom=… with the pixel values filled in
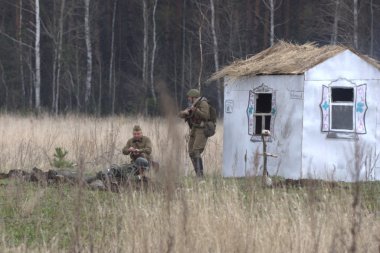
left=211, top=41, right=380, bottom=181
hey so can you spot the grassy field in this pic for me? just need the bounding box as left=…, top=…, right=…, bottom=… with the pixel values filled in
left=0, top=114, right=379, bottom=252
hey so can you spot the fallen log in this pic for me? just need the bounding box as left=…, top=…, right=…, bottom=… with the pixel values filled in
left=0, top=163, right=149, bottom=192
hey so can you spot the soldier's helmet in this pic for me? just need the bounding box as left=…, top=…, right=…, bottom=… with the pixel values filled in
left=134, top=157, right=150, bottom=170
left=187, top=89, right=200, bottom=98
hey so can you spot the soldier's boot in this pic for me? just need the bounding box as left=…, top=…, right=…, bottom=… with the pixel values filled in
left=199, top=158, right=204, bottom=177
left=194, top=157, right=204, bottom=177
left=190, top=157, right=196, bottom=174
left=190, top=157, right=199, bottom=176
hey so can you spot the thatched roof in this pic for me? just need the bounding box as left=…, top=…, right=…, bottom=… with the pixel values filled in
left=209, top=41, right=380, bottom=81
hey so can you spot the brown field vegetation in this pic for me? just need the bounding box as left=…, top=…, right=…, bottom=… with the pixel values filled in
left=0, top=114, right=379, bottom=252
left=0, top=114, right=222, bottom=176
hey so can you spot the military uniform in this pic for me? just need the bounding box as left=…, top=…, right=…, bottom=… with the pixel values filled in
left=179, top=89, right=210, bottom=177
left=122, top=135, right=152, bottom=162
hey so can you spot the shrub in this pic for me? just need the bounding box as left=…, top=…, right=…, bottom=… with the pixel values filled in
left=52, top=147, right=73, bottom=168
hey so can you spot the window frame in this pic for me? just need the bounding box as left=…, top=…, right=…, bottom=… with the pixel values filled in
left=253, top=92, right=272, bottom=135
left=247, top=84, right=276, bottom=142
left=329, top=86, right=355, bottom=133
left=320, top=79, right=367, bottom=138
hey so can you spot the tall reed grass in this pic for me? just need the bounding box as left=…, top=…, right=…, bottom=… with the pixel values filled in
left=0, top=114, right=379, bottom=252
left=0, top=114, right=222, bottom=176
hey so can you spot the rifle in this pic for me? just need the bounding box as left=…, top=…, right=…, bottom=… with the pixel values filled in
left=179, top=97, right=203, bottom=128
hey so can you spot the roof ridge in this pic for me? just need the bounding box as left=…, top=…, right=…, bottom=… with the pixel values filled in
left=208, top=42, right=378, bottom=82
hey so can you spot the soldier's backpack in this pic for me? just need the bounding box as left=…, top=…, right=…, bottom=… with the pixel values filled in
left=204, top=102, right=217, bottom=137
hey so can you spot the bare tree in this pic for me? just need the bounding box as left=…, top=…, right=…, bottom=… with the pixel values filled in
left=28, top=47, right=33, bottom=108
left=353, top=0, right=358, bottom=49
left=317, top=0, right=355, bottom=47
left=210, top=0, right=222, bottom=116
left=142, top=0, right=149, bottom=113
left=283, top=0, right=290, bottom=39
left=53, top=0, right=66, bottom=115
left=34, top=0, right=41, bottom=112
left=150, top=0, right=158, bottom=106
left=336, top=0, right=360, bottom=48
left=262, top=0, right=283, bottom=46
left=93, top=7, right=103, bottom=115
left=220, top=2, right=243, bottom=57
left=109, top=0, right=118, bottom=115
left=0, top=60, right=8, bottom=111
left=331, top=0, right=340, bottom=44
left=84, top=0, right=92, bottom=111
left=180, top=0, right=186, bottom=107
left=17, top=0, right=26, bottom=108
left=197, top=13, right=204, bottom=92
left=3, top=0, right=379, bottom=114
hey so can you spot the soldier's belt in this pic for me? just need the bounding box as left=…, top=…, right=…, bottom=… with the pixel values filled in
left=192, top=124, right=205, bottom=128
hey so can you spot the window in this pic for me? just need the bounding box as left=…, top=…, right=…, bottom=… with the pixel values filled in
left=330, top=87, right=354, bottom=132
left=254, top=93, right=272, bottom=134
left=247, top=84, right=277, bottom=142
left=320, top=80, right=367, bottom=136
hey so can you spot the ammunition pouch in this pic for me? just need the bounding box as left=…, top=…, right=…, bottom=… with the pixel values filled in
left=204, top=121, right=216, bottom=137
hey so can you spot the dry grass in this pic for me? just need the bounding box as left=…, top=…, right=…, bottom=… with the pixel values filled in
left=0, top=113, right=222, bottom=177
left=0, top=114, right=379, bottom=253
left=209, top=41, right=380, bottom=81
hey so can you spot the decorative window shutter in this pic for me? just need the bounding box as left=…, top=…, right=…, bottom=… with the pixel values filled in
left=320, top=85, right=330, bottom=132
left=270, top=91, right=277, bottom=132
left=247, top=90, right=255, bottom=135
left=355, top=84, right=367, bottom=134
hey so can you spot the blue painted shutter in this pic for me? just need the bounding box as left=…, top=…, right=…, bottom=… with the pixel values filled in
left=320, top=85, right=330, bottom=132
left=247, top=90, right=255, bottom=135
left=270, top=91, right=277, bottom=133
left=355, top=84, right=367, bottom=134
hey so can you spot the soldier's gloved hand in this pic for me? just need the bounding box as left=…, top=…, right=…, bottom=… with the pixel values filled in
left=133, top=149, right=141, bottom=154
left=179, top=110, right=189, bottom=118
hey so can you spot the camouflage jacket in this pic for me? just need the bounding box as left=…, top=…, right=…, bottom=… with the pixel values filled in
left=122, top=136, right=152, bottom=162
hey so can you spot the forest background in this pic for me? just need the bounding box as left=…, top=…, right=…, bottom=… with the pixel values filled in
left=0, top=0, right=379, bottom=116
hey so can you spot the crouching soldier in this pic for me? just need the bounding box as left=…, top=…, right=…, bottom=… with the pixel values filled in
left=122, top=124, right=152, bottom=165
left=122, top=124, right=160, bottom=172
left=179, top=89, right=210, bottom=177
left=87, top=125, right=156, bottom=191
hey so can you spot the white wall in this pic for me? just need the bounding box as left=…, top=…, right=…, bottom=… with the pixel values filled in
left=302, top=51, right=380, bottom=181
left=223, top=50, right=380, bottom=181
left=223, top=75, right=304, bottom=178
left=305, top=50, right=380, bottom=81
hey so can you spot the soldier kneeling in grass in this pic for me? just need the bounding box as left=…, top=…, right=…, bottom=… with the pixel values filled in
left=122, top=125, right=152, bottom=164
left=121, top=124, right=159, bottom=172
left=88, top=124, right=156, bottom=191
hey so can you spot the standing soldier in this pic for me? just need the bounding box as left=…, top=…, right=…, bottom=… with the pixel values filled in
left=179, top=89, right=210, bottom=177
left=122, top=125, right=152, bottom=164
